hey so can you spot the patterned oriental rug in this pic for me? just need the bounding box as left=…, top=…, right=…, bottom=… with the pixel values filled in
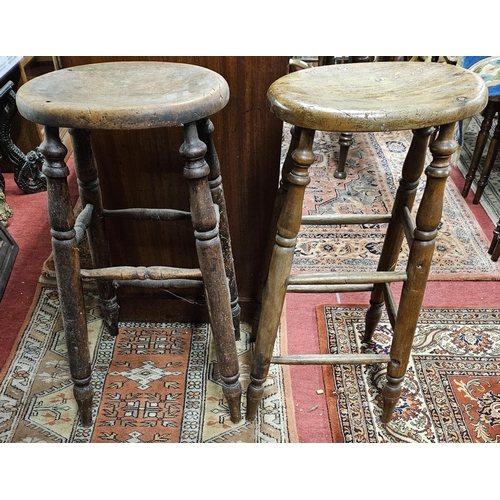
left=317, top=304, right=500, bottom=443
left=0, top=285, right=297, bottom=443
left=290, top=126, right=500, bottom=280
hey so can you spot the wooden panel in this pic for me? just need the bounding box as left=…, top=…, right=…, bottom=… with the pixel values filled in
left=59, top=56, right=288, bottom=322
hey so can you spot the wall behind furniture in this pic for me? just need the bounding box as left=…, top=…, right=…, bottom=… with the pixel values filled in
left=59, top=56, right=289, bottom=323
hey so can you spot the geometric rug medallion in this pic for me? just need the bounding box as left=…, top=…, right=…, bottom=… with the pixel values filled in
left=0, top=285, right=297, bottom=443
left=317, top=304, right=500, bottom=442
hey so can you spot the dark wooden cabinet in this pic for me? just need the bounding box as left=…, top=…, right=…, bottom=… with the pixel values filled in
left=58, top=56, right=289, bottom=322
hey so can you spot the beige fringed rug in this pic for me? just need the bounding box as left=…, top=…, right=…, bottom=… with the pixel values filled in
left=0, top=285, right=297, bottom=443
left=289, top=126, right=500, bottom=279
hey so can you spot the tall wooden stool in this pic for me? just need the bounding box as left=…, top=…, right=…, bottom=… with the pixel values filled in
left=16, top=61, right=242, bottom=425
left=460, top=56, right=500, bottom=205
left=459, top=57, right=500, bottom=262
left=246, top=62, right=487, bottom=423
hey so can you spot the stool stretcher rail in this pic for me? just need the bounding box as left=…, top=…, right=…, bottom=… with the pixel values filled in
left=271, top=354, right=391, bottom=365
left=301, top=213, right=392, bottom=225
left=79, top=266, right=203, bottom=281
left=101, top=207, right=191, bottom=221
left=287, top=271, right=407, bottom=286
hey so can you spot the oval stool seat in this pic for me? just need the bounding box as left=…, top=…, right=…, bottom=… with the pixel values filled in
left=16, top=61, right=229, bottom=130
left=268, top=62, right=487, bottom=132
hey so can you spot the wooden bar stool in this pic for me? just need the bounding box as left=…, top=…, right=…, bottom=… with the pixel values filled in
left=246, top=62, right=487, bottom=423
left=460, top=56, right=500, bottom=205
left=16, top=61, right=242, bottom=425
left=459, top=57, right=500, bottom=261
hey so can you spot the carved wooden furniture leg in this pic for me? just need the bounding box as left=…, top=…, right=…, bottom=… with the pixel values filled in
left=380, top=123, right=456, bottom=422
left=334, top=132, right=353, bottom=179
left=488, top=218, right=500, bottom=261
left=181, top=121, right=242, bottom=422
left=39, top=126, right=93, bottom=426
left=246, top=62, right=487, bottom=423
left=461, top=100, right=497, bottom=198
left=473, top=115, right=500, bottom=204
left=364, top=127, right=433, bottom=341
left=317, top=57, right=371, bottom=180
left=246, top=128, right=315, bottom=420
left=197, top=117, right=241, bottom=340
left=251, top=125, right=301, bottom=341
left=70, top=128, right=119, bottom=336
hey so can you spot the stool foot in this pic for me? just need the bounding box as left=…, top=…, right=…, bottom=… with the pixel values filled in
left=334, top=132, right=353, bottom=179
left=489, top=221, right=500, bottom=261
left=491, top=243, right=500, bottom=262
left=221, top=374, right=242, bottom=423
left=101, top=296, right=120, bottom=337
left=381, top=374, right=404, bottom=423
left=245, top=375, right=266, bottom=421
left=364, top=299, right=384, bottom=343
left=73, top=375, right=93, bottom=427
left=461, top=175, right=474, bottom=199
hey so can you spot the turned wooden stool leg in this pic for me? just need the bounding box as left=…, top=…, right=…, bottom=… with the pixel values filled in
left=70, top=128, right=119, bottom=336
left=246, top=128, right=316, bottom=420
left=489, top=218, right=500, bottom=261
left=39, top=126, right=93, bottom=426
left=197, top=118, right=241, bottom=340
left=180, top=121, right=242, bottom=423
left=473, top=116, right=500, bottom=204
left=334, top=132, right=353, bottom=179
left=462, top=101, right=496, bottom=198
left=364, top=127, right=434, bottom=341
left=381, top=122, right=456, bottom=423
left=251, top=125, right=301, bottom=341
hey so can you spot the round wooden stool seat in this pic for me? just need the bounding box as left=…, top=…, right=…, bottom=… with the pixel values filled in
left=267, top=62, right=487, bottom=132
left=16, top=61, right=229, bottom=129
